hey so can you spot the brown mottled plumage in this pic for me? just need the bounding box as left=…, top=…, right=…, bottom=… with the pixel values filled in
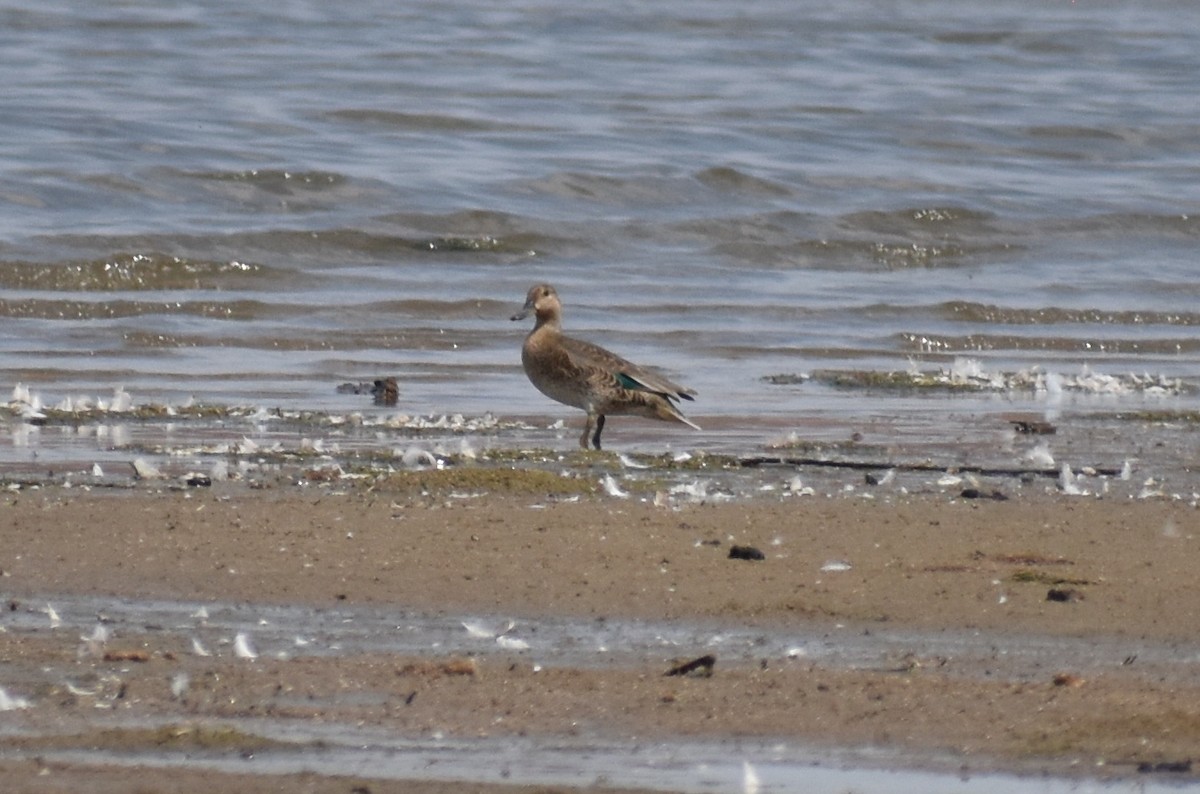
left=511, top=284, right=698, bottom=450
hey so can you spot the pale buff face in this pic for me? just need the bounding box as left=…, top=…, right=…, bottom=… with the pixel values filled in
left=512, top=283, right=561, bottom=325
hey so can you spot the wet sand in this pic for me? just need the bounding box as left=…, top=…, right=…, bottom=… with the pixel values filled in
left=1, top=480, right=1199, bottom=791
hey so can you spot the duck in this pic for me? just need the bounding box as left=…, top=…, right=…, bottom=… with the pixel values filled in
left=511, top=284, right=698, bottom=450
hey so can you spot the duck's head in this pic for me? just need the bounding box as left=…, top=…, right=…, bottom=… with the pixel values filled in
left=510, top=283, right=562, bottom=326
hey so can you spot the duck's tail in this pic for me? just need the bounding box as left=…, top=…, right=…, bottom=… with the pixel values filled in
left=654, top=397, right=701, bottom=430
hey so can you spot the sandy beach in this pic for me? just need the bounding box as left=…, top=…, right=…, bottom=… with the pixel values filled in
left=1, top=469, right=1198, bottom=792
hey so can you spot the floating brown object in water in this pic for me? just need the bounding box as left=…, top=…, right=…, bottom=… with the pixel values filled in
left=335, top=378, right=399, bottom=406
left=372, top=377, right=399, bottom=406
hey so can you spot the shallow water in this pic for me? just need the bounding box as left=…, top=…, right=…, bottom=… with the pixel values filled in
left=1, top=0, right=1198, bottom=445
left=27, top=736, right=1190, bottom=794
left=12, top=592, right=1200, bottom=681
left=4, top=592, right=1198, bottom=793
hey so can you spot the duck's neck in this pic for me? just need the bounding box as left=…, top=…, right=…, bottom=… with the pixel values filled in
left=534, top=308, right=562, bottom=333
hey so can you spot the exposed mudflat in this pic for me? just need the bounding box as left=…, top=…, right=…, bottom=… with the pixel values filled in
left=0, top=473, right=1198, bottom=792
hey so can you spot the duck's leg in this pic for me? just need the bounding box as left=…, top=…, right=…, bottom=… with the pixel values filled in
left=591, top=414, right=606, bottom=450
left=580, top=413, right=596, bottom=449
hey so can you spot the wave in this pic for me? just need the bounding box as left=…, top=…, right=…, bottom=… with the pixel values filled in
left=0, top=253, right=274, bottom=291
left=0, top=297, right=269, bottom=321
left=33, top=224, right=553, bottom=266
left=146, top=167, right=389, bottom=215
left=693, top=166, right=792, bottom=197
left=119, top=327, right=487, bottom=353
left=1044, top=212, right=1200, bottom=238
left=898, top=332, right=1200, bottom=356
left=937, top=301, right=1200, bottom=327
left=706, top=236, right=987, bottom=271
left=325, top=108, right=533, bottom=133
left=176, top=168, right=350, bottom=193
left=663, top=206, right=1012, bottom=269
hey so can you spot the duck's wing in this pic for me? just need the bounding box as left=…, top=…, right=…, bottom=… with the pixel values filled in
left=559, top=335, right=696, bottom=402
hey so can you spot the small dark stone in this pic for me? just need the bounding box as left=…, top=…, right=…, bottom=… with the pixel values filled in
left=1011, top=419, right=1057, bottom=435
left=1137, top=760, right=1192, bottom=774
left=728, top=545, right=765, bottom=561
left=1046, top=587, right=1084, bottom=602
left=185, top=474, right=212, bottom=488
left=664, top=654, right=716, bottom=677
left=961, top=488, right=1008, bottom=501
